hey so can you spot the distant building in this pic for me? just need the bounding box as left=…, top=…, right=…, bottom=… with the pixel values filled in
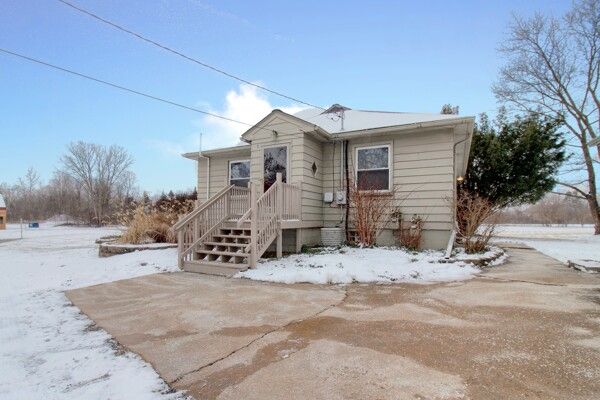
left=0, top=194, right=5, bottom=230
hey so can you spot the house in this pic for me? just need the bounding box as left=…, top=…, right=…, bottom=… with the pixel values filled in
left=0, top=194, right=6, bottom=230
left=176, top=105, right=474, bottom=276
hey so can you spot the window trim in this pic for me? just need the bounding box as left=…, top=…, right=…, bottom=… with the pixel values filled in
left=262, top=144, right=290, bottom=190
left=228, top=159, right=251, bottom=187
left=354, top=143, right=392, bottom=192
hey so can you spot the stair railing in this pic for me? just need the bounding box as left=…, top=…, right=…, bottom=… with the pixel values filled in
left=173, top=185, right=248, bottom=268
left=247, top=173, right=285, bottom=267
left=176, top=173, right=301, bottom=269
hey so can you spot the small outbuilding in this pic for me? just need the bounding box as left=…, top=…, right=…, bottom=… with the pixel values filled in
left=0, top=194, right=6, bottom=230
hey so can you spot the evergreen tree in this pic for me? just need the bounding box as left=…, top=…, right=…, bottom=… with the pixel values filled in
left=465, top=112, right=567, bottom=207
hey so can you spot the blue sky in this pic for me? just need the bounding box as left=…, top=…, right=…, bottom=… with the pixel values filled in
left=0, top=0, right=571, bottom=193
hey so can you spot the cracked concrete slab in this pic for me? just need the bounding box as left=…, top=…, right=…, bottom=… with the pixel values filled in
left=67, top=248, right=600, bottom=399
left=66, top=273, right=344, bottom=383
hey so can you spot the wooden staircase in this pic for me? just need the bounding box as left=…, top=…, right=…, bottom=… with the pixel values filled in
left=183, top=225, right=251, bottom=277
left=173, top=173, right=300, bottom=277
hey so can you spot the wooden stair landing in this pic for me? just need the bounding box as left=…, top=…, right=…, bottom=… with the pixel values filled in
left=183, top=225, right=251, bottom=277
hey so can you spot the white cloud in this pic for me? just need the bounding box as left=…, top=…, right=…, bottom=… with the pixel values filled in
left=198, top=83, right=306, bottom=150
left=147, top=83, right=308, bottom=158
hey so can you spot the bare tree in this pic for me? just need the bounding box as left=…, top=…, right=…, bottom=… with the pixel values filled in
left=61, top=142, right=134, bottom=225
left=441, top=104, right=460, bottom=115
left=493, top=0, right=600, bottom=233
left=17, top=167, right=41, bottom=221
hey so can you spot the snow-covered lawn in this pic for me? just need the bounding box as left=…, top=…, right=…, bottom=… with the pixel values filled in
left=236, top=246, right=499, bottom=285
left=495, top=224, right=599, bottom=270
left=0, top=223, right=186, bottom=399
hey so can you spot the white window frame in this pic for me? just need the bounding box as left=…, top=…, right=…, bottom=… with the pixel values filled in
left=228, top=159, right=251, bottom=187
left=354, top=143, right=392, bottom=192
left=263, top=144, right=290, bottom=188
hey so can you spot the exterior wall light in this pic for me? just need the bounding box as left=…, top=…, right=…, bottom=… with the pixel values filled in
left=456, top=176, right=465, bottom=183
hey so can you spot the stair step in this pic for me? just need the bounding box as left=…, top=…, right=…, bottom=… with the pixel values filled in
left=183, top=260, right=248, bottom=277
left=203, top=241, right=248, bottom=248
left=213, top=234, right=250, bottom=240
left=222, top=222, right=250, bottom=229
left=196, top=249, right=250, bottom=257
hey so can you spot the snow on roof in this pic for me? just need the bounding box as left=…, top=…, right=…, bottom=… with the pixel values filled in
left=0, top=194, right=5, bottom=208
left=293, top=106, right=466, bottom=134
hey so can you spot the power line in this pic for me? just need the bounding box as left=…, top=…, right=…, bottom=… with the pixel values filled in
left=0, top=47, right=256, bottom=127
left=0, top=47, right=313, bottom=137
left=56, top=0, right=324, bottom=110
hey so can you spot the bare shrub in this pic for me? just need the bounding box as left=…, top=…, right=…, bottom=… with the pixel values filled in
left=456, top=189, right=497, bottom=253
left=118, top=193, right=195, bottom=244
left=348, top=182, right=396, bottom=246
left=393, top=211, right=424, bottom=250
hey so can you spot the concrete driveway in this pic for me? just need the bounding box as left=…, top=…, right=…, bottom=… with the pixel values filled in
left=67, top=246, right=600, bottom=399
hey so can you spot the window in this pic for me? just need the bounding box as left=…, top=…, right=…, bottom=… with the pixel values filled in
left=355, top=145, right=390, bottom=191
left=229, top=160, right=250, bottom=187
left=263, top=146, right=287, bottom=191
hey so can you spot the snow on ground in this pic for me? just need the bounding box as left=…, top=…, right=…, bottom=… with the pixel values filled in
left=0, top=223, right=187, bottom=399
left=236, top=246, right=485, bottom=285
left=495, top=224, right=599, bottom=269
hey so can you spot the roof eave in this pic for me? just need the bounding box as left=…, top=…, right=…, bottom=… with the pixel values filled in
left=182, top=144, right=251, bottom=160
left=330, top=117, right=475, bottom=139
left=241, top=109, right=331, bottom=142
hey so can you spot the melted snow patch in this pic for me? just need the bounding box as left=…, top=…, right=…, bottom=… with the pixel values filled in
left=236, top=247, right=482, bottom=284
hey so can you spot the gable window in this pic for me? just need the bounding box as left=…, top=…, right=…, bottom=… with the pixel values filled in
left=229, top=160, right=250, bottom=187
left=355, top=145, right=391, bottom=191
left=264, top=146, right=287, bottom=191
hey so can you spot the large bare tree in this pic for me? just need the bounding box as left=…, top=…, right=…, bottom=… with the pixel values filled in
left=61, top=141, right=134, bottom=225
left=493, top=0, right=600, bottom=233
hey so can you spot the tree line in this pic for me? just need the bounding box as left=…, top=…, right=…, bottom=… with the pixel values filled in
left=1, top=142, right=136, bottom=224
left=0, top=141, right=196, bottom=225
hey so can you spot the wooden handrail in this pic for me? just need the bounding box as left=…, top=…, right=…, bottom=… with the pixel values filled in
left=173, top=185, right=233, bottom=231
left=176, top=174, right=301, bottom=269
left=237, top=181, right=278, bottom=227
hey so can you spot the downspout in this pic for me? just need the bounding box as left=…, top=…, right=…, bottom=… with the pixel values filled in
left=344, top=140, right=350, bottom=242
left=445, top=127, right=470, bottom=258
left=339, top=139, right=344, bottom=225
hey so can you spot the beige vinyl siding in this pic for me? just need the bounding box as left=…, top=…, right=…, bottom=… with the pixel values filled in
left=248, top=117, right=303, bottom=190
left=299, top=135, right=323, bottom=224
left=322, top=127, right=456, bottom=246
left=197, top=149, right=250, bottom=202
left=195, top=120, right=461, bottom=249
left=247, top=116, right=324, bottom=225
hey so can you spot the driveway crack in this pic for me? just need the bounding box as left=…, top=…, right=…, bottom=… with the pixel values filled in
left=169, top=286, right=348, bottom=385
left=477, top=276, right=566, bottom=287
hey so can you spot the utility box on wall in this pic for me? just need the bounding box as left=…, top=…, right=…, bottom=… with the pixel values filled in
left=335, top=191, right=347, bottom=205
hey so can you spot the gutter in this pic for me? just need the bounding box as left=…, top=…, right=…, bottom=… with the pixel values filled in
left=330, top=117, right=475, bottom=140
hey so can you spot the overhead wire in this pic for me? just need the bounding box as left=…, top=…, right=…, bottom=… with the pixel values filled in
left=56, top=0, right=324, bottom=110
left=0, top=47, right=316, bottom=138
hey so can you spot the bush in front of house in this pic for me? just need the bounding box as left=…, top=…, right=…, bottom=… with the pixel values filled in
left=118, top=191, right=196, bottom=244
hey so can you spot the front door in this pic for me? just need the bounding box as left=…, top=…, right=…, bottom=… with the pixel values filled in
left=263, top=146, right=287, bottom=191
